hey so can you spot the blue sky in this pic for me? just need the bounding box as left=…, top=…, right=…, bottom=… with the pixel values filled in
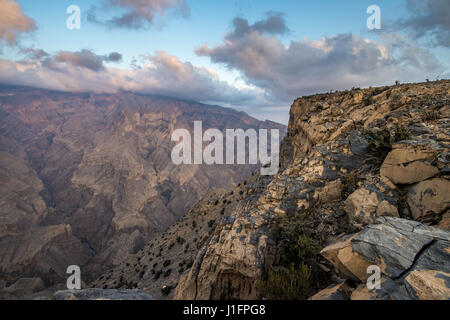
left=0, top=0, right=449, bottom=124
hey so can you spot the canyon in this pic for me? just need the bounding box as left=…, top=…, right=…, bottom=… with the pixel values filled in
left=0, top=86, right=285, bottom=299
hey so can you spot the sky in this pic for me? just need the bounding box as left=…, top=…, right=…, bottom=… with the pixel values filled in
left=0, top=0, right=449, bottom=124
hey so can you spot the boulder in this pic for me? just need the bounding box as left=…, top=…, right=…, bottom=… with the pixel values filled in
left=344, top=186, right=399, bottom=225
left=380, top=143, right=439, bottom=185
left=407, top=178, right=450, bottom=223
left=320, top=235, right=372, bottom=282
left=320, top=217, right=450, bottom=300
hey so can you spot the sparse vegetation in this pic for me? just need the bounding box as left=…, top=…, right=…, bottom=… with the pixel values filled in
left=261, top=215, right=326, bottom=300
left=259, top=263, right=312, bottom=300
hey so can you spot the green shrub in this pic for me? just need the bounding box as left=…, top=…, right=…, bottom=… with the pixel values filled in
left=362, top=127, right=392, bottom=160
left=273, top=216, right=320, bottom=267
left=259, top=263, right=312, bottom=300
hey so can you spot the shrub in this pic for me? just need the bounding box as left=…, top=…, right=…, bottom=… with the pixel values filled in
left=163, top=260, right=171, bottom=267
left=392, top=123, right=411, bottom=142
left=259, top=263, right=312, bottom=300
left=362, top=127, right=392, bottom=160
left=273, top=216, right=320, bottom=267
left=208, top=219, right=215, bottom=228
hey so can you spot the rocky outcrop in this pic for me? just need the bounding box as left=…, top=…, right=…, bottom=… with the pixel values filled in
left=173, top=80, right=449, bottom=300
left=318, top=217, right=450, bottom=300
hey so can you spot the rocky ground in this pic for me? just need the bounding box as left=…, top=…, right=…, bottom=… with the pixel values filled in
left=93, top=80, right=449, bottom=300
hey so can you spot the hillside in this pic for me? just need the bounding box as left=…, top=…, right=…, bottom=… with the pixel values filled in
left=93, top=80, right=449, bottom=300
left=0, top=86, right=285, bottom=299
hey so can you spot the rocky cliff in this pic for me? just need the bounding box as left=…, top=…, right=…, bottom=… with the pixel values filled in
left=0, top=86, right=285, bottom=298
left=95, top=80, right=449, bottom=300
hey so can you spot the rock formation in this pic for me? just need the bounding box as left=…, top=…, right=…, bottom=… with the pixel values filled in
left=173, top=80, right=448, bottom=300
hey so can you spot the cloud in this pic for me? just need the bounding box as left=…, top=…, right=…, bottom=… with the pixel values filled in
left=196, top=14, right=447, bottom=102
left=393, top=0, right=450, bottom=47
left=230, top=11, right=289, bottom=39
left=88, top=0, right=189, bottom=29
left=24, top=49, right=123, bottom=72
left=0, top=50, right=252, bottom=104
left=0, top=0, right=36, bottom=46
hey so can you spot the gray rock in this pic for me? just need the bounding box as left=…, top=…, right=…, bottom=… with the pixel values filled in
left=352, top=217, right=450, bottom=278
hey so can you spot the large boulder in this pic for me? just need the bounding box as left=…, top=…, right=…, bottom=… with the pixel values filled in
left=320, top=235, right=372, bottom=282
left=318, top=217, right=450, bottom=300
left=407, top=178, right=450, bottom=223
left=380, top=142, right=439, bottom=185
left=344, top=186, right=399, bottom=225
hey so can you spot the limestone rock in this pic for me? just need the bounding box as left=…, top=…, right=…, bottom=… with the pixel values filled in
left=321, top=217, right=450, bottom=300
left=320, top=235, right=372, bottom=282
left=380, top=142, right=440, bottom=185
left=344, top=186, right=399, bottom=225
left=407, top=178, right=450, bottom=223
